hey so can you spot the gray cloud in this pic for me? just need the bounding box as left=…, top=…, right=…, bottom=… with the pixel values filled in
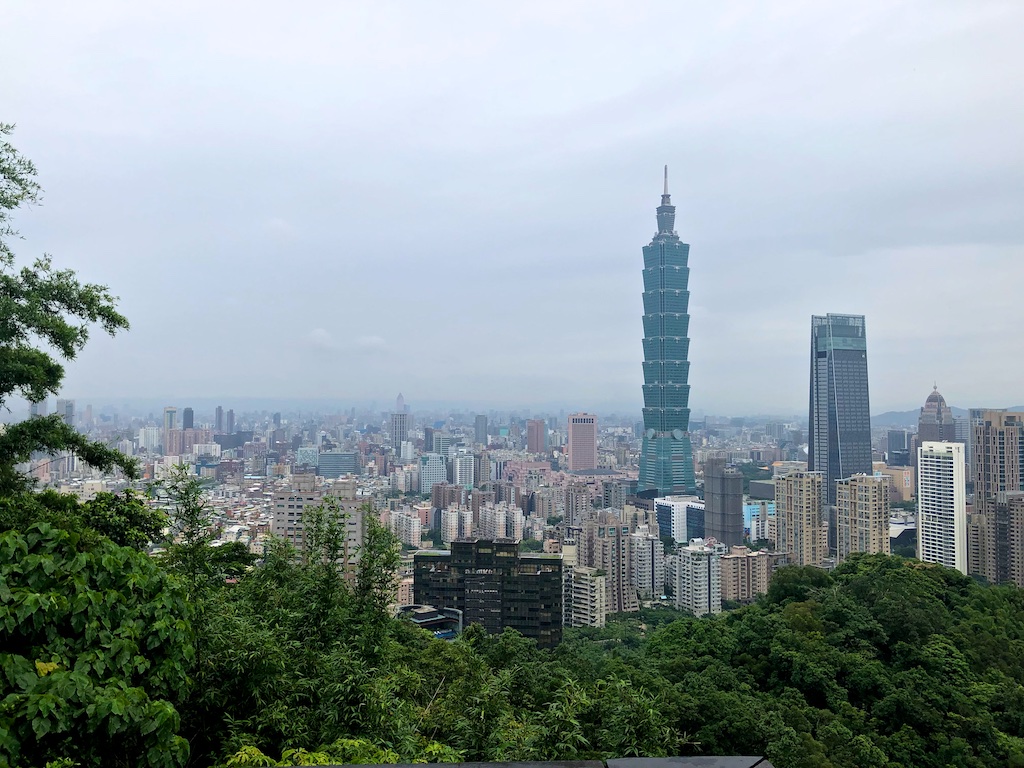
left=2, top=1, right=1022, bottom=415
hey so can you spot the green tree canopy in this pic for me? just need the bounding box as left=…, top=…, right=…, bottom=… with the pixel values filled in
left=0, top=523, right=193, bottom=767
left=0, top=123, right=136, bottom=492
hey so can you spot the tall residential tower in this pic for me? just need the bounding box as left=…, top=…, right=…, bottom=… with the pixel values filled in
left=917, top=441, right=967, bottom=574
left=638, top=167, right=696, bottom=496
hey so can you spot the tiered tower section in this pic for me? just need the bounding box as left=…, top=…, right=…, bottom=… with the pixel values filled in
left=638, top=167, right=696, bottom=496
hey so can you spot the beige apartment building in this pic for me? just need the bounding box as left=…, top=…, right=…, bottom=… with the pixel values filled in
left=564, top=566, right=607, bottom=628
left=720, top=545, right=771, bottom=603
left=873, top=463, right=915, bottom=503
left=674, top=538, right=722, bottom=617
left=271, top=474, right=364, bottom=567
left=974, top=411, right=1022, bottom=500
left=775, top=471, right=825, bottom=567
left=969, top=491, right=1024, bottom=586
left=579, top=511, right=640, bottom=614
left=967, top=502, right=995, bottom=582
left=968, top=412, right=1024, bottom=584
left=836, top=474, right=891, bottom=563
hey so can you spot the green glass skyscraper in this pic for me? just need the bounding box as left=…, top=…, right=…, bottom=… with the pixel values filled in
left=638, top=168, right=696, bottom=496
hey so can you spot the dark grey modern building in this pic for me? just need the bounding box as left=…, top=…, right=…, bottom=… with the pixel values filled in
left=474, top=414, right=488, bottom=446
left=414, top=539, right=562, bottom=648
left=887, top=429, right=909, bottom=454
left=703, top=457, right=744, bottom=547
left=389, top=411, right=411, bottom=449
left=808, top=314, right=872, bottom=554
left=638, top=167, right=696, bottom=496
left=317, top=450, right=359, bottom=478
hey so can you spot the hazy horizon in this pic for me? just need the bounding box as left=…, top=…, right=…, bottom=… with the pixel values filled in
left=3, top=2, right=1022, bottom=414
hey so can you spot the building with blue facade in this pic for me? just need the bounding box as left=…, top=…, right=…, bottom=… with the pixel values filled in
left=638, top=167, right=696, bottom=496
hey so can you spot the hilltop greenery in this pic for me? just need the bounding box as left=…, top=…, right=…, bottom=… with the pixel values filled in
left=8, top=499, right=1024, bottom=768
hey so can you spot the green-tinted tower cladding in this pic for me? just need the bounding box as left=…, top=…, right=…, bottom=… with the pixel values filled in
left=638, top=167, right=696, bottom=496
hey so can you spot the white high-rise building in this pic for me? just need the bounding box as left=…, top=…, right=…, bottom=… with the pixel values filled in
left=675, top=538, right=722, bottom=617
left=630, top=524, right=665, bottom=598
left=655, top=495, right=700, bottom=543
left=451, top=451, right=475, bottom=489
left=391, top=465, right=418, bottom=494
left=440, top=508, right=460, bottom=546
left=478, top=503, right=507, bottom=540
left=390, top=509, right=423, bottom=547
left=477, top=502, right=525, bottom=541
left=917, top=441, right=967, bottom=574
left=418, top=453, right=447, bottom=494
left=400, top=440, right=416, bottom=463
left=138, top=426, right=162, bottom=453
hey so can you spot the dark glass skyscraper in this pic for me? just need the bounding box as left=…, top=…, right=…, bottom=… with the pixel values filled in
left=808, top=314, right=872, bottom=507
left=638, top=168, right=696, bottom=496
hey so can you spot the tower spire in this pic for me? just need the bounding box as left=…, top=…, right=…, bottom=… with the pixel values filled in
left=656, top=165, right=675, bottom=235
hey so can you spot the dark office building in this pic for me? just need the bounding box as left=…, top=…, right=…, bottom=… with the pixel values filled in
left=808, top=314, right=872, bottom=500
left=887, top=429, right=910, bottom=465
left=413, top=539, right=563, bottom=648
left=226, top=408, right=236, bottom=435
left=474, top=415, right=488, bottom=446
left=703, top=457, right=744, bottom=547
left=808, top=314, right=872, bottom=555
left=687, top=504, right=705, bottom=540
left=887, top=429, right=908, bottom=454
left=182, top=407, right=194, bottom=430
left=638, top=167, right=697, bottom=496
left=214, top=405, right=224, bottom=434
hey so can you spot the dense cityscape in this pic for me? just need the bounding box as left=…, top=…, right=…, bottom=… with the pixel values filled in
left=3, top=5, right=1024, bottom=768
left=17, top=171, right=1021, bottom=649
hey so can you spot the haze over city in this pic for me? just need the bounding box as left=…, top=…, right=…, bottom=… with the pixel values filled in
left=2, top=2, right=1022, bottom=414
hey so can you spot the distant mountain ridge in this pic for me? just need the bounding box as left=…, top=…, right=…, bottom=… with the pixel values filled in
left=872, top=405, right=1024, bottom=427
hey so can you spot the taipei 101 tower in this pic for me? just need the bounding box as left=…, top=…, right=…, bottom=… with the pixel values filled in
left=638, top=167, right=696, bottom=496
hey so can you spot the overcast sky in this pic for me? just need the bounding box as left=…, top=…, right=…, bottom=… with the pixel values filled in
left=3, top=1, right=1022, bottom=416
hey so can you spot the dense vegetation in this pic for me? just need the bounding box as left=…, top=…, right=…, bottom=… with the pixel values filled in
left=9, top=499, right=1024, bottom=768
left=6, top=126, right=1024, bottom=768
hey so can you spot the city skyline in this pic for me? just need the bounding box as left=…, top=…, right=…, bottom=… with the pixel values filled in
left=3, top=4, right=1023, bottom=413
